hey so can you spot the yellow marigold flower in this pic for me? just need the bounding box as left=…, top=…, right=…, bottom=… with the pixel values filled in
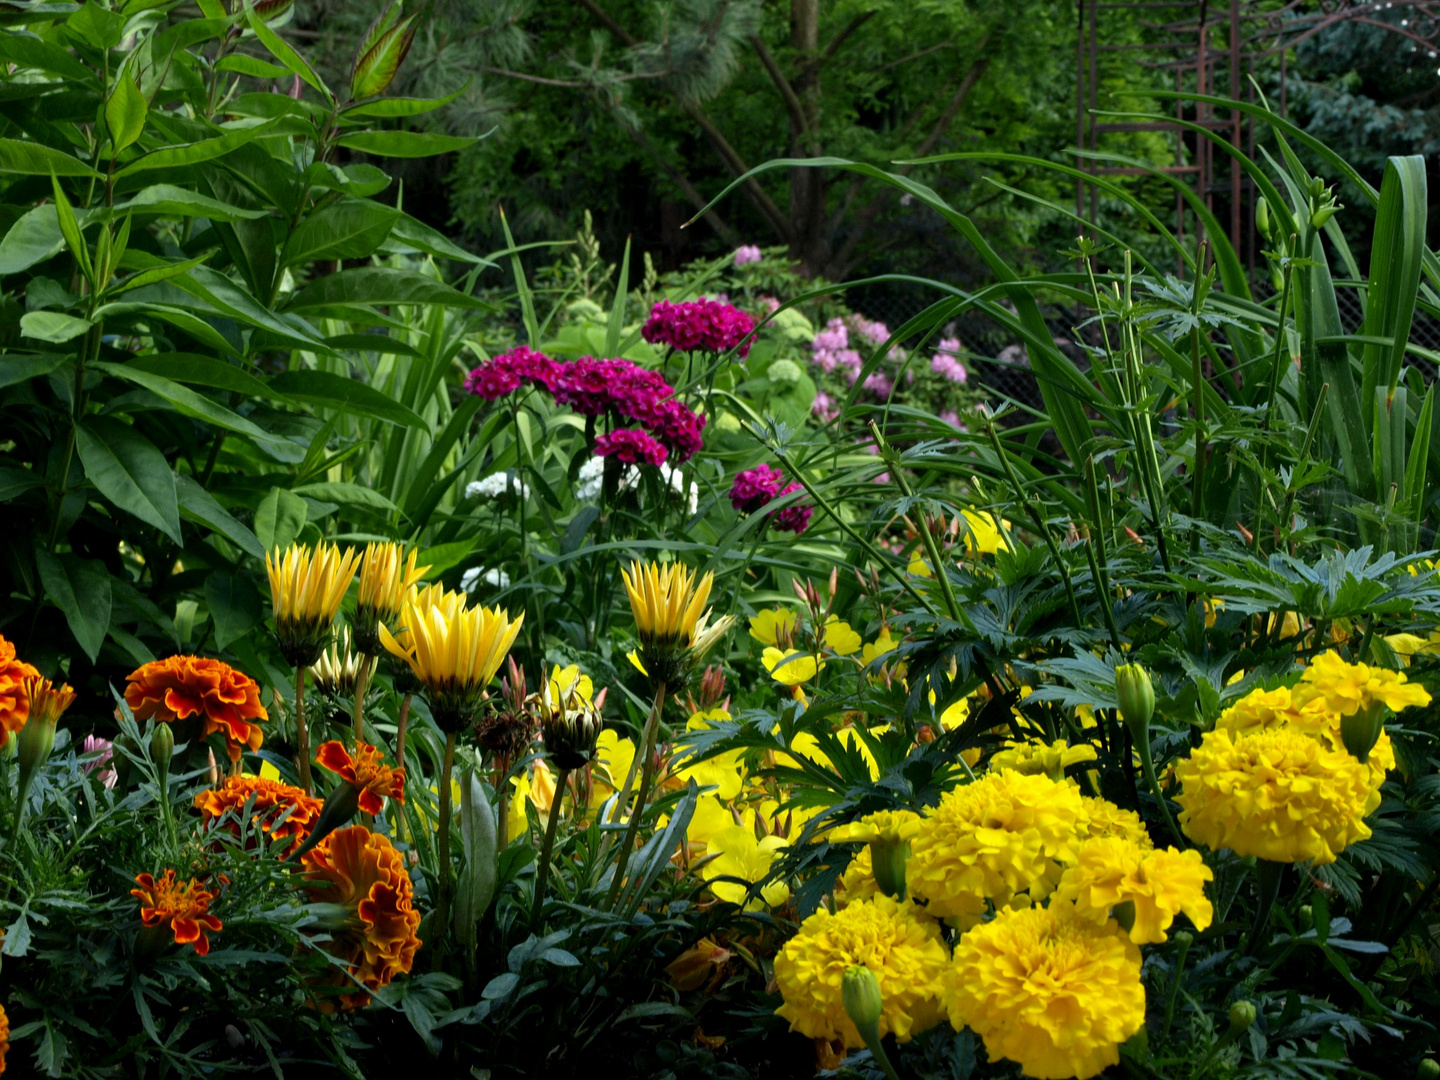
left=774, top=894, right=948, bottom=1048
left=762, top=647, right=822, bottom=686
left=828, top=809, right=922, bottom=846
left=704, top=822, right=790, bottom=909
left=380, top=595, right=523, bottom=731
left=909, top=771, right=1089, bottom=921
left=353, top=542, right=428, bottom=655
left=943, top=903, right=1144, bottom=1080
left=1174, top=726, right=1376, bottom=864
left=1055, top=836, right=1213, bottom=944
left=989, top=738, right=1098, bottom=781
left=1293, top=649, right=1431, bottom=716
left=748, top=607, right=798, bottom=647
left=834, top=843, right=879, bottom=908
left=266, top=542, right=361, bottom=666
left=1080, top=796, right=1152, bottom=848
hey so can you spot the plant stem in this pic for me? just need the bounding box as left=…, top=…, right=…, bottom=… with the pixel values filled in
left=1162, top=933, right=1193, bottom=1040
left=1245, top=859, right=1285, bottom=956
left=1136, top=732, right=1185, bottom=848
left=606, top=681, right=667, bottom=908
left=435, top=730, right=457, bottom=947
left=1189, top=322, right=1206, bottom=551
left=530, top=766, right=571, bottom=929
left=295, top=667, right=313, bottom=796
left=395, top=692, right=411, bottom=773
left=858, top=1025, right=902, bottom=1080
left=352, top=660, right=371, bottom=747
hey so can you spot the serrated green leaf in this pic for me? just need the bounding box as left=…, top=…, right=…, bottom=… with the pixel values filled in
left=75, top=416, right=182, bottom=542
left=105, top=74, right=147, bottom=154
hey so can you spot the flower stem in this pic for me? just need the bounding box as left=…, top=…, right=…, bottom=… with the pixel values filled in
left=606, top=681, right=666, bottom=909
left=295, top=667, right=313, bottom=796
left=530, top=765, right=571, bottom=930
left=435, top=730, right=457, bottom=950
left=1136, top=733, right=1185, bottom=848
left=352, top=660, right=370, bottom=747
left=1162, top=932, right=1193, bottom=1040
left=395, top=692, right=411, bottom=772
left=1245, top=859, right=1285, bottom=956
left=858, top=1024, right=902, bottom=1080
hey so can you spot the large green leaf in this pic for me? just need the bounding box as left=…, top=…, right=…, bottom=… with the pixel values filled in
left=1361, top=156, right=1427, bottom=405
left=35, top=550, right=111, bottom=662
left=172, top=265, right=331, bottom=351
left=105, top=73, right=147, bottom=154
left=269, top=369, right=426, bottom=430
left=0, top=30, right=94, bottom=82
left=280, top=198, right=397, bottom=266
left=176, top=474, right=266, bottom=560
left=0, top=205, right=66, bottom=276
left=20, top=311, right=90, bottom=342
left=205, top=571, right=264, bottom=650
left=253, top=486, right=307, bottom=552
left=0, top=138, right=101, bottom=177
left=244, top=0, right=332, bottom=103
left=127, top=353, right=283, bottom=401
left=0, top=354, right=69, bottom=389
left=292, top=481, right=397, bottom=514
left=94, top=361, right=286, bottom=452
left=340, top=82, right=468, bottom=120
left=335, top=130, right=476, bottom=158
left=115, top=184, right=269, bottom=222
left=75, top=416, right=182, bottom=542
left=284, top=267, right=487, bottom=312
left=384, top=213, right=488, bottom=265
left=114, top=117, right=282, bottom=179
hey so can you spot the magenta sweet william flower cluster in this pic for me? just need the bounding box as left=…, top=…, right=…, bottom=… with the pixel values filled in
left=728, top=464, right=812, bottom=534
left=642, top=299, right=756, bottom=358
left=595, top=428, right=668, bottom=466
left=465, top=348, right=706, bottom=463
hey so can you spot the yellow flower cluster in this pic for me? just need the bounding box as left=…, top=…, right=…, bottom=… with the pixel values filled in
left=1293, top=649, right=1432, bottom=717
left=773, top=893, right=948, bottom=1048
left=907, top=769, right=1088, bottom=924
left=989, top=737, right=1097, bottom=781
left=942, top=903, right=1145, bottom=1080
left=1055, top=836, right=1213, bottom=944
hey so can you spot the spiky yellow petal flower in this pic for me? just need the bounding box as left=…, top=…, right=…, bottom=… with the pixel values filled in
left=266, top=542, right=361, bottom=666
left=774, top=894, right=948, bottom=1049
left=353, top=543, right=429, bottom=655
left=908, top=770, right=1088, bottom=923
left=1055, top=836, right=1213, bottom=944
left=942, top=903, right=1145, bottom=1080
left=1174, top=726, right=1375, bottom=864
left=622, top=560, right=734, bottom=686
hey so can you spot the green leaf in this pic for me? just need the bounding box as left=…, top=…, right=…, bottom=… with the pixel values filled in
left=50, top=172, right=92, bottom=284
left=324, top=332, right=426, bottom=358
left=176, top=474, right=266, bottom=559
left=19, top=310, right=90, bottom=342
left=1361, top=156, right=1427, bottom=404
left=280, top=199, right=397, bottom=266
left=215, top=53, right=291, bottom=79
left=114, top=117, right=283, bottom=179
left=0, top=31, right=94, bottom=82
left=292, top=481, right=397, bottom=513
left=115, top=184, right=269, bottom=221
left=65, top=0, right=124, bottom=47
left=335, top=130, right=475, bottom=158
left=253, top=486, right=307, bottom=552
left=35, top=550, right=111, bottom=662
left=0, top=354, right=69, bottom=389
left=0, top=206, right=67, bottom=276
left=205, top=571, right=263, bottom=650
left=172, top=264, right=331, bottom=350
left=350, top=10, right=418, bottom=101
left=454, top=768, right=497, bottom=966
left=384, top=212, right=488, bottom=265
left=244, top=0, right=333, bottom=104
left=75, top=416, right=182, bottom=542
left=105, top=74, right=148, bottom=154
left=340, top=81, right=467, bottom=120
left=127, top=353, right=283, bottom=401
left=401, top=395, right=481, bottom=520
left=415, top=538, right=477, bottom=577
left=269, top=369, right=427, bottom=430
left=92, top=361, right=285, bottom=451
left=285, top=267, right=487, bottom=311
left=605, top=236, right=630, bottom=358
left=0, top=138, right=101, bottom=177
left=0, top=465, right=44, bottom=500
left=92, top=301, right=240, bottom=355
left=106, top=253, right=214, bottom=296
left=304, top=161, right=390, bottom=198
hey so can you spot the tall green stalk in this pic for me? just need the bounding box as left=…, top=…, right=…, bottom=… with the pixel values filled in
left=605, top=682, right=666, bottom=909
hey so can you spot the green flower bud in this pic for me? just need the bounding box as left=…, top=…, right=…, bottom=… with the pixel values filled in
left=150, top=722, right=174, bottom=779
left=842, top=965, right=883, bottom=1034
left=1298, top=904, right=1314, bottom=932
left=1113, top=663, right=1155, bottom=740
left=1228, top=1000, right=1257, bottom=1033
left=1310, top=176, right=1326, bottom=199
left=1416, top=1059, right=1440, bottom=1080
left=1340, top=702, right=1386, bottom=764
left=1311, top=206, right=1338, bottom=229
left=870, top=836, right=911, bottom=902
left=1255, top=196, right=1271, bottom=239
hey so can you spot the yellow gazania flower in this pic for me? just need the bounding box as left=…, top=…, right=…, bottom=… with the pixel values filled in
left=548, top=664, right=593, bottom=704
left=703, top=819, right=791, bottom=909
left=763, top=647, right=822, bottom=686
left=266, top=542, right=361, bottom=665
left=309, top=627, right=374, bottom=697
left=380, top=595, right=523, bottom=731
left=353, top=543, right=428, bottom=655
left=623, top=560, right=735, bottom=682
left=748, top=607, right=798, bottom=647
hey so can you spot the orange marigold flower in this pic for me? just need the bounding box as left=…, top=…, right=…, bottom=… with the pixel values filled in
left=302, top=825, right=421, bottom=1009
left=131, top=870, right=224, bottom=956
left=124, top=656, right=269, bottom=762
left=0, top=1001, right=9, bottom=1076
left=0, top=633, right=39, bottom=750
left=315, top=741, right=405, bottom=814
left=194, top=775, right=323, bottom=856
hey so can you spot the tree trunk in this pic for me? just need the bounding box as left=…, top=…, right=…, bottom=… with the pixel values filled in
left=789, top=0, right=827, bottom=275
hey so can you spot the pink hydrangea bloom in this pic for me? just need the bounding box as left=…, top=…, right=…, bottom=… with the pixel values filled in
left=812, top=390, right=837, bottom=423
left=642, top=299, right=755, bottom=357
left=863, top=371, right=895, bottom=398
left=930, top=337, right=968, bottom=383
left=771, top=482, right=812, bottom=534
left=733, top=245, right=763, bottom=266
left=464, top=345, right=560, bottom=401
left=595, top=428, right=668, bottom=466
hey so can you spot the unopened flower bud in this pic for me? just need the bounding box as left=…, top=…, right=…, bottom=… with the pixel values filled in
left=870, top=835, right=911, bottom=902
left=1309, top=176, right=1326, bottom=199
left=1311, top=206, right=1338, bottom=229
left=1228, top=1000, right=1257, bottom=1033
left=1298, top=904, right=1313, bottom=932
left=841, top=965, right=883, bottom=1034
left=1255, top=196, right=1271, bottom=239
left=1113, top=663, right=1155, bottom=739
left=1416, top=1059, right=1440, bottom=1080
left=150, top=722, right=175, bottom=779
left=1340, top=702, right=1386, bottom=764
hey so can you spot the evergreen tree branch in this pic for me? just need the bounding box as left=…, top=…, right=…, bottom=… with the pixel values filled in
left=747, top=34, right=809, bottom=144
left=802, top=10, right=876, bottom=77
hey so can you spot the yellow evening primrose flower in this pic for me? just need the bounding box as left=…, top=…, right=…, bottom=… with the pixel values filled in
left=748, top=607, right=799, bottom=647
left=259, top=759, right=283, bottom=783
left=960, top=509, right=1010, bottom=555
left=828, top=810, right=923, bottom=846
left=763, top=647, right=822, bottom=686
left=821, top=616, right=862, bottom=656
left=676, top=709, right=745, bottom=799
left=594, top=729, right=637, bottom=790
left=861, top=628, right=898, bottom=667
left=684, top=794, right=736, bottom=851
left=704, top=822, right=790, bottom=909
